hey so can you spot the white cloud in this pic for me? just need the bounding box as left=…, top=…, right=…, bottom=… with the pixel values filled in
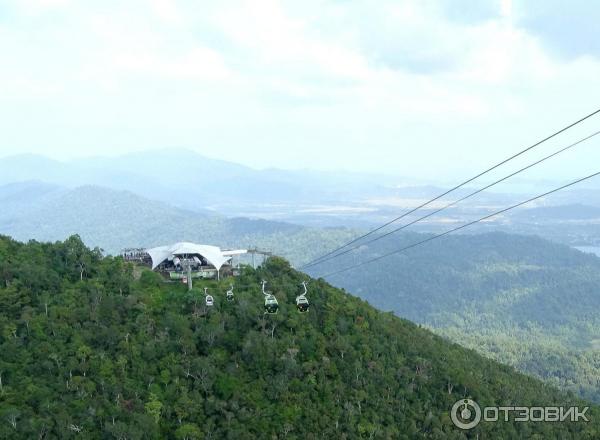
left=1, top=0, right=600, bottom=177
left=109, top=47, right=235, bottom=81
left=150, top=0, right=184, bottom=25
left=17, top=0, right=70, bottom=14
left=214, top=0, right=371, bottom=81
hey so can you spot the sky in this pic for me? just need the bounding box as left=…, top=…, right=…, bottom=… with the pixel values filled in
left=1, top=0, right=600, bottom=181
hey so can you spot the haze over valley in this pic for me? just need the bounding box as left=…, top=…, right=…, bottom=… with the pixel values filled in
left=3, top=150, right=600, bottom=250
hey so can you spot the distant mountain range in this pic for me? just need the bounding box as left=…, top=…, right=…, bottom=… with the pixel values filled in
left=0, top=150, right=402, bottom=213
left=2, top=150, right=600, bottom=232
left=0, top=181, right=355, bottom=261
left=3, top=146, right=600, bottom=252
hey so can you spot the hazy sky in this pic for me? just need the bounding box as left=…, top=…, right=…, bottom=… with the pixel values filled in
left=1, top=0, right=600, bottom=181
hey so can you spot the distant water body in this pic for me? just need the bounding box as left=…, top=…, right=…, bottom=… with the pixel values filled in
left=574, top=246, right=600, bottom=257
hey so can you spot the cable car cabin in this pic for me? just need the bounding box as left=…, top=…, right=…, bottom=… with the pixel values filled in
left=296, top=281, right=310, bottom=313
left=296, top=295, right=309, bottom=313
left=205, top=295, right=214, bottom=307
left=264, top=294, right=279, bottom=314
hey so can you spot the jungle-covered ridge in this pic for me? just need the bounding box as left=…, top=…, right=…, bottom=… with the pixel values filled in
left=0, top=234, right=598, bottom=439
left=0, top=182, right=357, bottom=260
left=310, top=231, right=600, bottom=403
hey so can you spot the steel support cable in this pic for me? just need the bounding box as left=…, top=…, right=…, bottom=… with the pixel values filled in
left=301, top=108, right=600, bottom=269
left=303, top=130, right=600, bottom=269
left=317, top=170, right=600, bottom=278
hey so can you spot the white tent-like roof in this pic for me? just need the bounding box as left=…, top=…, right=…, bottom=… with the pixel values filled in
left=146, top=242, right=246, bottom=271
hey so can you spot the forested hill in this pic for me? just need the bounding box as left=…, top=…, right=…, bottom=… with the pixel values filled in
left=309, top=231, right=600, bottom=402
left=0, top=182, right=356, bottom=261
left=0, top=235, right=598, bottom=438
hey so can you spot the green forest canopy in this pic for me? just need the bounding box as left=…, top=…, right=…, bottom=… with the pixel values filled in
left=0, top=234, right=598, bottom=439
left=311, top=231, right=600, bottom=403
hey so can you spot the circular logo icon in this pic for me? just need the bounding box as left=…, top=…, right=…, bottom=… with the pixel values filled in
left=451, top=399, right=481, bottom=429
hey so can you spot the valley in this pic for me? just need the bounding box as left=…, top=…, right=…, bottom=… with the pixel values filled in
left=2, top=152, right=600, bottom=249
